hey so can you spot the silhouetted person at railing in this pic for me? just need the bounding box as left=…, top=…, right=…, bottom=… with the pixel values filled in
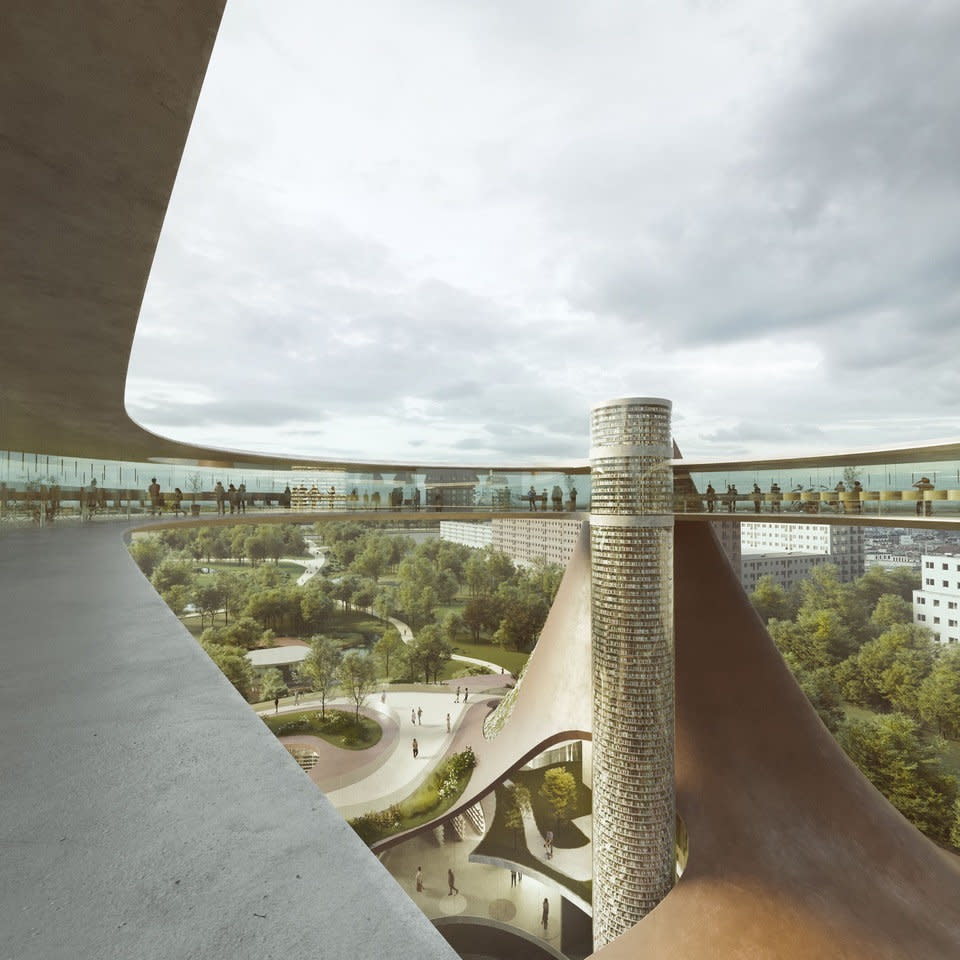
left=227, top=483, right=238, bottom=514
left=551, top=485, right=563, bottom=511
left=569, top=485, right=577, bottom=511
left=413, top=487, right=421, bottom=511
left=372, top=491, right=381, bottom=510
left=851, top=480, right=863, bottom=513
left=238, top=483, right=247, bottom=514
left=833, top=480, right=845, bottom=513
left=914, top=477, right=934, bottom=516
left=752, top=483, right=762, bottom=513
left=528, top=485, right=538, bottom=512
left=281, top=485, right=291, bottom=508
left=328, top=485, right=337, bottom=510
left=50, top=483, right=61, bottom=520
left=88, top=479, right=101, bottom=516
left=770, top=482, right=781, bottom=512
left=215, top=481, right=226, bottom=515
left=725, top=484, right=738, bottom=512
left=172, top=487, right=184, bottom=517
left=705, top=483, right=716, bottom=512
left=146, top=477, right=161, bottom=516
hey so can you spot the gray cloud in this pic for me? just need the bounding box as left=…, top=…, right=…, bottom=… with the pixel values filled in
left=126, top=1, right=960, bottom=464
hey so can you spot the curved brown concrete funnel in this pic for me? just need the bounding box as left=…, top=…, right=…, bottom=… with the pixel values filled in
left=595, top=521, right=960, bottom=959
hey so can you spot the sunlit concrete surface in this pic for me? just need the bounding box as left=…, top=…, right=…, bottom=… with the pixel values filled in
left=0, top=521, right=455, bottom=960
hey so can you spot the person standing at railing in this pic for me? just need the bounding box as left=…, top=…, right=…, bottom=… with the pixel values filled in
left=751, top=483, right=762, bottom=513
left=413, top=487, right=421, bottom=511
left=148, top=477, right=161, bottom=516
left=528, top=485, right=538, bottom=511
left=569, top=484, right=577, bottom=511
left=238, top=483, right=247, bottom=514
left=851, top=480, right=863, bottom=513
left=552, top=485, right=563, bottom=512
left=172, top=487, right=184, bottom=517
left=705, top=483, right=716, bottom=512
left=215, top=480, right=226, bottom=515
left=726, top=484, right=738, bottom=512
left=834, top=480, right=846, bottom=514
left=770, top=482, right=781, bottom=512
left=913, top=477, right=934, bottom=516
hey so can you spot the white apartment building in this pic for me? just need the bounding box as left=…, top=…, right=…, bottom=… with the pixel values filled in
left=438, top=520, right=493, bottom=550
left=913, top=554, right=960, bottom=644
left=864, top=552, right=919, bottom=571
left=491, top=517, right=584, bottom=566
left=739, top=522, right=865, bottom=590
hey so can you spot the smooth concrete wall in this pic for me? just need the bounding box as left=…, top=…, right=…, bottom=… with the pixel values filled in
left=0, top=522, right=455, bottom=960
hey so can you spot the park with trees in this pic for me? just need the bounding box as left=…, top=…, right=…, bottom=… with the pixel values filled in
left=129, top=520, right=561, bottom=711
left=751, top=563, right=960, bottom=847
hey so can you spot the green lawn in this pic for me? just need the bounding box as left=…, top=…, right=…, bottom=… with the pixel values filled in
left=472, top=776, right=592, bottom=904
left=261, top=708, right=381, bottom=750
left=450, top=639, right=529, bottom=675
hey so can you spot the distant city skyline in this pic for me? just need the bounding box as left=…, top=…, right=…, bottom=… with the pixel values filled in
left=127, top=1, right=960, bottom=465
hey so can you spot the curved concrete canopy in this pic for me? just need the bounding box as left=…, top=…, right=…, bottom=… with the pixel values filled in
left=1, top=5, right=957, bottom=480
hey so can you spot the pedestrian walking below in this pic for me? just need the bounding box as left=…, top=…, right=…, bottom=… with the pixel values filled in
left=412, top=738, right=419, bottom=759
left=411, top=708, right=416, bottom=724
left=417, top=706, right=422, bottom=725
left=447, top=869, right=458, bottom=896
left=446, top=713, right=451, bottom=733
left=541, top=898, right=549, bottom=929
left=415, top=866, right=423, bottom=893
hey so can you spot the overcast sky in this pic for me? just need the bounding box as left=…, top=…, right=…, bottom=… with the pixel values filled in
left=126, top=0, right=960, bottom=466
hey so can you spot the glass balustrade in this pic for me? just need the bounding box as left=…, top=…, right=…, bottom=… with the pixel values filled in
left=0, top=447, right=592, bottom=528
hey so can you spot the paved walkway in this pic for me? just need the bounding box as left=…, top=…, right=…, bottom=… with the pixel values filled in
left=380, top=830, right=564, bottom=950
left=326, top=689, right=478, bottom=818
left=294, top=538, right=326, bottom=585
left=258, top=680, right=504, bottom=819
left=385, top=614, right=506, bottom=675
left=520, top=806, right=592, bottom=882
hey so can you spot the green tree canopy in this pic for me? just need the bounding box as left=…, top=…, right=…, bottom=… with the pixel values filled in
left=302, top=635, right=342, bottom=718
left=129, top=536, right=166, bottom=577
left=539, top=768, right=578, bottom=827
left=406, top=623, right=451, bottom=684
left=202, top=641, right=256, bottom=701
left=839, top=713, right=958, bottom=843
left=750, top=575, right=799, bottom=623
left=339, top=652, right=377, bottom=724
left=374, top=627, right=403, bottom=679
left=870, top=593, right=914, bottom=633
left=503, top=783, right=532, bottom=851
left=260, top=667, right=288, bottom=702
left=918, top=647, right=960, bottom=739
left=841, top=623, right=936, bottom=715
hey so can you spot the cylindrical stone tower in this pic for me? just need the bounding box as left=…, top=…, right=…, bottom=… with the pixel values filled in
left=589, top=397, right=675, bottom=949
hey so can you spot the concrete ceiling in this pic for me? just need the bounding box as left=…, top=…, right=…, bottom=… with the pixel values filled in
left=1, top=3, right=955, bottom=480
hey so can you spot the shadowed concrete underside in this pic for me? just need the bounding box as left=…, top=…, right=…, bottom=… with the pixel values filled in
left=594, top=520, right=960, bottom=959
